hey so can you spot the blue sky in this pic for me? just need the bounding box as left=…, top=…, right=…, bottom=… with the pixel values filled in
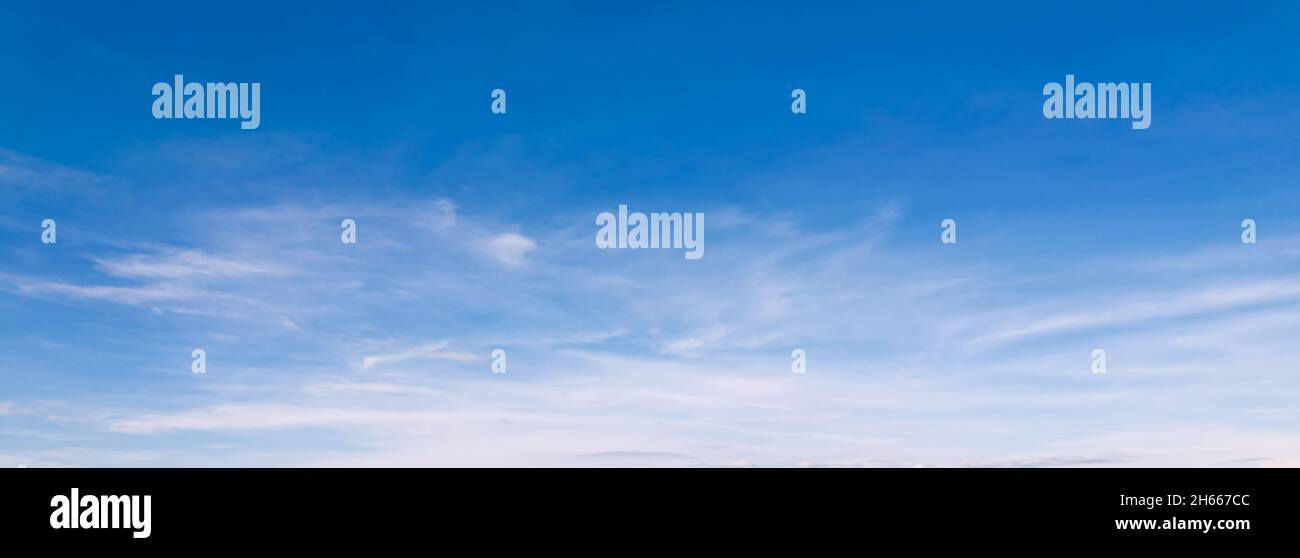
left=2, top=1, right=1299, bottom=466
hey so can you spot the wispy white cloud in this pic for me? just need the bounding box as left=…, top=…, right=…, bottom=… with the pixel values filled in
left=89, top=344, right=1300, bottom=467
left=968, top=278, right=1300, bottom=347
left=0, top=148, right=108, bottom=191
left=360, top=341, right=478, bottom=370
left=93, top=250, right=289, bottom=279
left=477, top=232, right=537, bottom=267
left=12, top=277, right=202, bottom=304
left=4, top=140, right=1298, bottom=468
left=9, top=199, right=1299, bottom=467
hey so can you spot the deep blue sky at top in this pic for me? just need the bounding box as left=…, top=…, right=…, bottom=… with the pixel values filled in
left=2, top=2, right=1297, bottom=228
